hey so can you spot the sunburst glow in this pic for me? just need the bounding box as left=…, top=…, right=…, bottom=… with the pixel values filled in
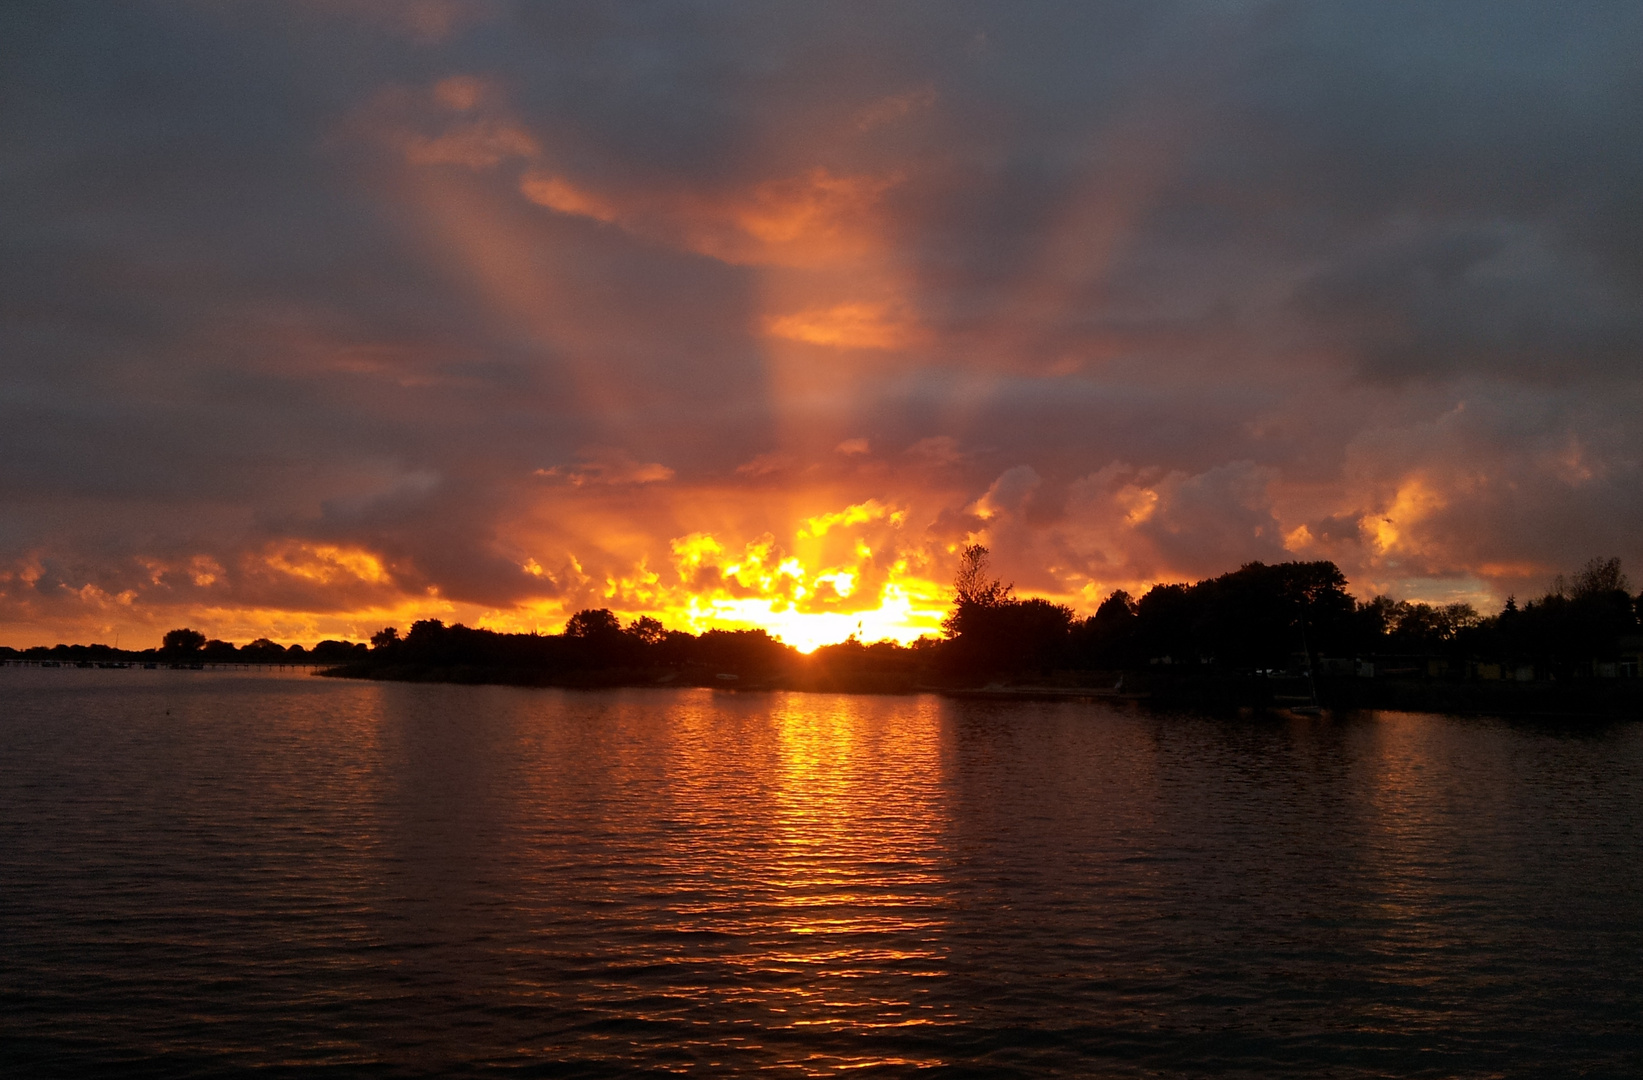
left=4, top=4, right=1638, bottom=649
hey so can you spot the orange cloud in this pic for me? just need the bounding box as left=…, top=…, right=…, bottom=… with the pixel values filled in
left=262, top=543, right=391, bottom=586
left=517, top=173, right=622, bottom=224
left=401, top=120, right=539, bottom=168
left=1362, top=477, right=1447, bottom=557
left=800, top=499, right=905, bottom=538
left=646, top=527, right=946, bottom=651
left=519, top=165, right=900, bottom=269
left=535, top=449, right=675, bottom=487
left=349, top=75, right=539, bottom=172
left=473, top=499, right=946, bottom=652
left=763, top=300, right=922, bottom=349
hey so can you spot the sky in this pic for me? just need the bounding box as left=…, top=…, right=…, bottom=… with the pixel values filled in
left=4, top=1, right=1643, bottom=650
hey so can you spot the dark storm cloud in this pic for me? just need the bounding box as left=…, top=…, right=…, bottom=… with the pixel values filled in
left=3, top=1, right=1642, bottom=644
left=1293, top=225, right=1643, bottom=382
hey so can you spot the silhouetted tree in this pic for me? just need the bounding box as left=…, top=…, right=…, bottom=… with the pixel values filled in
left=1098, top=562, right=1358, bottom=671
left=1355, top=595, right=1400, bottom=640
left=994, top=597, right=1076, bottom=673
left=1506, top=558, right=1639, bottom=672
left=564, top=609, right=623, bottom=639
left=1070, top=589, right=1139, bottom=666
left=941, top=545, right=1073, bottom=676
left=1555, top=556, right=1629, bottom=599
left=399, top=620, right=449, bottom=663
left=692, top=628, right=792, bottom=677
left=201, top=639, right=237, bottom=661
left=370, top=627, right=400, bottom=649
left=1095, top=589, right=1139, bottom=621
left=559, top=609, right=627, bottom=667
left=162, top=628, right=206, bottom=655
left=626, top=616, right=667, bottom=646
left=242, top=637, right=288, bottom=662
left=312, top=639, right=367, bottom=663
left=941, top=545, right=1011, bottom=639
left=953, top=544, right=1013, bottom=607
left=1134, top=582, right=1194, bottom=663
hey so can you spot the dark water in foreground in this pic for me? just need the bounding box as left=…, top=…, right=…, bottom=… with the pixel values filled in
left=1, top=670, right=1639, bottom=1077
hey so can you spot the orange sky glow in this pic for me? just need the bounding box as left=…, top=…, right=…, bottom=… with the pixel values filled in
left=4, top=6, right=1640, bottom=651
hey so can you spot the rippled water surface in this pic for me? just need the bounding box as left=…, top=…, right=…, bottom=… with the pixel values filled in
left=2, top=669, right=1640, bottom=1077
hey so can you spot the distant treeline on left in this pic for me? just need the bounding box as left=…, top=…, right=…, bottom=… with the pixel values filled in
left=0, top=627, right=368, bottom=665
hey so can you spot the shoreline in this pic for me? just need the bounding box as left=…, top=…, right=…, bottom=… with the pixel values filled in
left=313, top=663, right=1643, bottom=718
left=7, top=658, right=1640, bottom=718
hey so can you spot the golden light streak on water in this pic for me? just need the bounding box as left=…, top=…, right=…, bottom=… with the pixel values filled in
left=6, top=671, right=1643, bottom=1074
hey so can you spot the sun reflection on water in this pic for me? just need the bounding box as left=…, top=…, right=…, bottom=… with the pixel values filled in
left=11, top=677, right=1643, bottom=1075
left=544, top=691, right=956, bottom=1070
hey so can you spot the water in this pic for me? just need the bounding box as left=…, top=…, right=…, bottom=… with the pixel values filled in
left=1, top=668, right=1639, bottom=1077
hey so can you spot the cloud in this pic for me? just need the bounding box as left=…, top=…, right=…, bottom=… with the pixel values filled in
left=800, top=499, right=904, bottom=538
left=1291, top=225, right=1643, bottom=383
left=4, top=3, right=1643, bottom=647
left=735, top=452, right=796, bottom=477
left=518, top=165, right=901, bottom=269
left=969, top=467, right=1042, bottom=522
left=764, top=301, right=922, bottom=349
left=403, top=119, right=540, bottom=169
left=535, top=450, right=675, bottom=487
left=903, top=437, right=967, bottom=468
left=853, top=85, right=937, bottom=132
left=517, top=173, right=622, bottom=223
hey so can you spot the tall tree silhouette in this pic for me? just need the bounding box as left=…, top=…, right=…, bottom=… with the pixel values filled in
left=942, top=545, right=1073, bottom=677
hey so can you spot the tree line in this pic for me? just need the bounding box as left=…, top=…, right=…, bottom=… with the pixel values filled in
left=1, top=631, right=367, bottom=664
left=9, top=551, right=1638, bottom=688
left=941, top=546, right=1641, bottom=680
left=300, top=549, right=1643, bottom=687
